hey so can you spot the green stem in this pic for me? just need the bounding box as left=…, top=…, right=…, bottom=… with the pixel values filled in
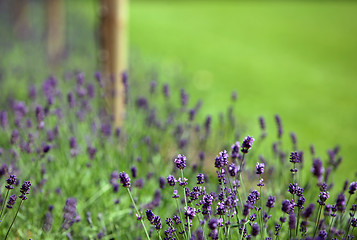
left=313, top=205, right=322, bottom=238
left=4, top=200, right=23, bottom=240
left=181, top=169, right=191, bottom=240
left=126, top=188, right=151, bottom=240
left=157, top=230, right=163, bottom=240
left=240, top=220, right=250, bottom=240
left=0, top=188, right=10, bottom=220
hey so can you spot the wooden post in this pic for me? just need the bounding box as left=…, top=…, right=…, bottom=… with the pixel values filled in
left=46, top=0, right=65, bottom=68
left=13, top=0, right=30, bottom=39
left=99, top=0, right=128, bottom=127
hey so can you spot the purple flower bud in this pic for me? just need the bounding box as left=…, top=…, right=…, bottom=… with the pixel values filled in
left=336, top=193, right=346, bottom=212
left=6, top=194, right=17, bottom=208
left=159, top=177, right=165, bottom=189
left=255, top=162, right=265, bottom=175
left=180, top=89, right=188, bottom=107
left=6, top=175, right=17, bottom=189
left=163, top=84, right=170, bottom=98
left=289, top=213, right=296, bottom=229
left=87, top=146, right=97, bottom=160
left=172, top=190, right=179, bottom=198
left=196, top=173, right=205, bottom=184
left=290, top=151, right=301, bottom=164
left=10, top=129, right=19, bottom=145
left=259, top=116, right=265, bottom=131
left=318, top=191, right=329, bottom=206
left=241, top=136, right=255, bottom=154
left=131, top=166, right=137, bottom=179
left=69, top=137, right=77, bottom=149
left=311, top=158, right=324, bottom=182
left=266, top=196, right=276, bottom=208
left=214, top=150, right=229, bottom=169
left=282, top=200, right=294, bottom=214
left=205, top=115, right=211, bottom=133
left=349, top=182, right=357, bottom=195
left=167, top=175, right=176, bottom=186
left=87, top=84, right=95, bottom=98
left=19, top=181, right=31, bottom=200
left=0, top=111, right=8, bottom=129
left=62, top=198, right=78, bottom=230
left=231, top=142, right=241, bottom=160
left=119, top=171, right=131, bottom=188
left=174, top=154, right=187, bottom=170
left=275, top=114, right=283, bottom=139
left=251, top=222, right=260, bottom=236
left=228, top=163, right=238, bottom=177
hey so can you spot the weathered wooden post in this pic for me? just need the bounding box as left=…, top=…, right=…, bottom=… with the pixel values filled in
left=13, top=0, right=30, bottom=39
left=99, top=0, right=128, bottom=127
left=46, top=0, right=65, bottom=68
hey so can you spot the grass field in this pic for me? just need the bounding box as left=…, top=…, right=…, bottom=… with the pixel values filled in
left=130, top=1, right=357, bottom=182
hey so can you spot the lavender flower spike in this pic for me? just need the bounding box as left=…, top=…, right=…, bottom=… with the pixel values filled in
left=19, top=181, right=31, bottom=200
left=241, top=136, right=255, bottom=154
left=174, top=154, right=187, bottom=170
left=119, top=171, right=131, bottom=188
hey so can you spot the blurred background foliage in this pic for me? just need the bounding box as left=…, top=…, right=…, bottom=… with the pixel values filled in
left=0, top=0, right=356, bottom=185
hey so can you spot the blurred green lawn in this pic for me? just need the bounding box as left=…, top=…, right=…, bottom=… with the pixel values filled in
left=130, top=1, right=357, bottom=181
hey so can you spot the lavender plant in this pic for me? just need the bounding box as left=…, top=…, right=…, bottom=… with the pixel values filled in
left=0, top=70, right=355, bottom=240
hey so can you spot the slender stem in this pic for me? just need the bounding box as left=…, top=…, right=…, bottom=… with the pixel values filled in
left=4, top=200, right=23, bottom=240
left=156, top=230, right=163, bottom=240
left=240, top=220, right=250, bottom=240
left=175, top=198, right=187, bottom=239
left=0, top=189, right=10, bottom=220
left=313, top=205, right=322, bottom=238
left=181, top=169, right=191, bottom=240
left=296, top=209, right=300, bottom=237
left=126, top=188, right=151, bottom=240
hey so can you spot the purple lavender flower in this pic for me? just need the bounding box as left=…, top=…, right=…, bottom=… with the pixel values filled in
left=19, top=181, right=31, bottom=200
left=167, top=175, right=176, bottom=186
left=349, top=182, right=357, bottom=195
left=241, top=136, right=255, bottom=154
left=136, top=97, right=149, bottom=109
left=214, top=150, right=229, bottom=169
left=228, top=163, right=238, bottom=177
left=189, top=109, right=196, bottom=121
left=152, top=215, right=162, bottom=230
left=196, top=173, right=205, bottom=184
left=159, top=177, right=165, bottom=189
left=87, top=84, right=95, bottom=98
left=10, top=129, right=19, bottom=145
left=67, top=92, right=76, bottom=108
left=281, top=200, right=294, bottom=214
left=69, top=137, right=77, bottom=149
left=62, top=198, right=78, bottom=230
left=255, top=162, right=265, bottom=175
left=119, top=171, right=131, bottom=188
left=6, top=175, right=17, bottom=189
left=311, top=158, right=324, bottom=182
left=180, top=88, right=188, bottom=107
left=275, top=114, right=283, bottom=139
left=231, top=141, right=241, bottom=159
left=289, top=213, right=296, bottom=229
left=130, top=166, right=137, bottom=179
left=174, top=154, right=187, bottom=170
left=318, top=191, right=329, bottom=206
left=6, top=194, right=17, bottom=208
left=336, top=193, right=346, bottom=212
left=163, top=84, right=170, bottom=98
left=146, top=209, right=155, bottom=223
left=184, top=206, right=196, bottom=221
left=87, top=146, right=97, bottom=160
left=101, top=123, right=112, bottom=137
left=247, top=190, right=260, bottom=204
left=205, top=115, right=212, bottom=133
left=290, top=151, right=301, bottom=164
left=251, top=222, right=260, bottom=236
left=172, top=190, right=179, bottom=198
left=259, top=116, right=265, bottom=131
left=0, top=111, right=8, bottom=129
left=318, top=230, right=327, bottom=240
left=266, top=195, right=276, bottom=208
